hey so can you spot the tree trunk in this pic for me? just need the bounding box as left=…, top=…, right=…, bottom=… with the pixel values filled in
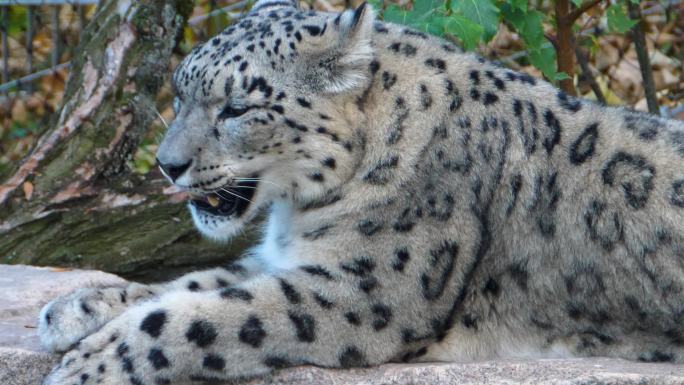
left=0, top=0, right=250, bottom=282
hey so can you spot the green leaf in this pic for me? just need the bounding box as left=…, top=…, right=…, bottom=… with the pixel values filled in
left=422, top=16, right=449, bottom=37
left=451, top=0, right=500, bottom=41
left=528, top=44, right=558, bottom=80
left=501, top=6, right=545, bottom=50
left=606, top=4, right=637, bottom=33
left=412, top=0, right=445, bottom=15
left=10, top=123, right=27, bottom=139
left=7, top=6, right=28, bottom=36
left=554, top=72, right=570, bottom=81
left=382, top=5, right=410, bottom=24
left=501, top=4, right=526, bottom=32
left=500, top=3, right=557, bottom=81
left=519, top=10, right=545, bottom=49
left=367, top=0, right=383, bottom=12
left=382, top=1, right=449, bottom=36
left=509, top=0, right=528, bottom=12
left=445, top=14, right=484, bottom=51
left=571, top=0, right=583, bottom=6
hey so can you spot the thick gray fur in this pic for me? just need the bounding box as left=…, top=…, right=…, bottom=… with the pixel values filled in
left=40, top=1, right=684, bottom=384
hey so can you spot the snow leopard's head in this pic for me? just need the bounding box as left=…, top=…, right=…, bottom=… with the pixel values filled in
left=156, top=0, right=375, bottom=240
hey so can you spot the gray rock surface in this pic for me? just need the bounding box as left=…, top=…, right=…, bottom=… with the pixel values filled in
left=0, top=264, right=126, bottom=385
left=1, top=264, right=684, bottom=385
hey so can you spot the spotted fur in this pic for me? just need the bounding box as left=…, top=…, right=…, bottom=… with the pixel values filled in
left=41, top=1, right=684, bottom=384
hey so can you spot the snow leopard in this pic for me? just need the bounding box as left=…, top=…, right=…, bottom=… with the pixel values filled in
left=40, top=0, right=684, bottom=384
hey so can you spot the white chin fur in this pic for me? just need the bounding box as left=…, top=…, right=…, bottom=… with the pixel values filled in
left=189, top=203, right=243, bottom=241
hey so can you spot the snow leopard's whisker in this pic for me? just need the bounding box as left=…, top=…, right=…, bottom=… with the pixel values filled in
left=226, top=185, right=258, bottom=190
left=214, top=189, right=248, bottom=204
left=152, top=106, right=169, bottom=130
left=234, top=177, right=283, bottom=189
left=216, top=188, right=255, bottom=205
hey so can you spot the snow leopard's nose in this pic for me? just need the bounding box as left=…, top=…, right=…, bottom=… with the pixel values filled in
left=157, top=159, right=192, bottom=182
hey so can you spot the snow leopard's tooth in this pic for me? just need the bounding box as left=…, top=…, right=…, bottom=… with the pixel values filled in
left=207, top=195, right=220, bottom=207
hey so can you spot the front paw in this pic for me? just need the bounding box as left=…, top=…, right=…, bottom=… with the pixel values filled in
left=39, top=284, right=153, bottom=352
left=42, top=324, right=134, bottom=385
left=42, top=308, right=174, bottom=385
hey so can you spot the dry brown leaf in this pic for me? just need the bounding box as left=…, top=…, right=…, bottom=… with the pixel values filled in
left=32, top=31, right=53, bottom=59
left=650, top=50, right=680, bottom=68
left=634, top=98, right=649, bottom=112
left=608, top=58, right=643, bottom=101
left=22, top=181, right=34, bottom=200
left=25, top=95, right=43, bottom=110
left=49, top=267, right=73, bottom=272
left=654, top=68, right=679, bottom=91
left=11, top=100, right=28, bottom=123
left=596, top=43, right=620, bottom=71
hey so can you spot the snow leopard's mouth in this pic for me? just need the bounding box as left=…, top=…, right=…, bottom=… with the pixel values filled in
left=190, top=180, right=258, bottom=218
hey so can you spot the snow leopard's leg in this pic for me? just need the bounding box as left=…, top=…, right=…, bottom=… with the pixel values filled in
left=38, top=260, right=260, bottom=352
left=40, top=251, right=476, bottom=385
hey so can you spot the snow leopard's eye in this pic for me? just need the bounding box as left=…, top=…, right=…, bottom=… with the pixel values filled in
left=172, top=97, right=181, bottom=115
left=218, top=104, right=250, bottom=120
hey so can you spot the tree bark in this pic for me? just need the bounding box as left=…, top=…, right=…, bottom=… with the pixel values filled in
left=555, top=0, right=577, bottom=95
left=554, top=0, right=604, bottom=96
left=0, top=0, right=249, bottom=281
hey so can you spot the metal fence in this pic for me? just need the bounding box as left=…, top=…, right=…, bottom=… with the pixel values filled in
left=0, top=0, right=249, bottom=94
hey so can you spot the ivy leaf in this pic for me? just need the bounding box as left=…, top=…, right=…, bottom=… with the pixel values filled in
left=451, top=0, right=500, bottom=41
left=445, top=14, right=484, bottom=51
left=606, top=4, right=637, bottom=33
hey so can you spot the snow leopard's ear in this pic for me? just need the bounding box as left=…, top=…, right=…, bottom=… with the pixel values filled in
left=249, top=0, right=299, bottom=14
left=318, top=2, right=376, bottom=94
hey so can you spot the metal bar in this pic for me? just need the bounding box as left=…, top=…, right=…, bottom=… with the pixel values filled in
left=77, top=1, right=85, bottom=38
left=26, top=6, right=33, bottom=92
left=0, top=1, right=98, bottom=5
left=0, top=61, right=70, bottom=93
left=51, top=5, right=58, bottom=68
left=1, top=6, right=8, bottom=93
left=188, top=0, right=249, bottom=25
left=0, top=0, right=252, bottom=94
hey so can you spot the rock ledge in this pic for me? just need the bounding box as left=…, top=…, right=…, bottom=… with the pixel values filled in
left=1, top=264, right=683, bottom=385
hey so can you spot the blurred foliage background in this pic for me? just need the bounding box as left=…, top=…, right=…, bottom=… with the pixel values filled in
left=0, top=0, right=682, bottom=190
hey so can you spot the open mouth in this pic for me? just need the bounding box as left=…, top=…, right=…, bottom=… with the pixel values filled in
left=190, top=180, right=258, bottom=217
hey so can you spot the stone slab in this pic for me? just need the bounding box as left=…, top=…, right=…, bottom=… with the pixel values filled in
left=0, top=264, right=125, bottom=385
left=1, top=264, right=683, bottom=385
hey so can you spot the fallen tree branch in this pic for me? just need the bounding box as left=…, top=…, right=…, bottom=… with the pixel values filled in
left=0, top=24, right=136, bottom=204
left=0, top=0, right=248, bottom=278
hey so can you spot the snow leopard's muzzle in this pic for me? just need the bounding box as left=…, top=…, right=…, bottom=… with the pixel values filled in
left=188, top=179, right=258, bottom=218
